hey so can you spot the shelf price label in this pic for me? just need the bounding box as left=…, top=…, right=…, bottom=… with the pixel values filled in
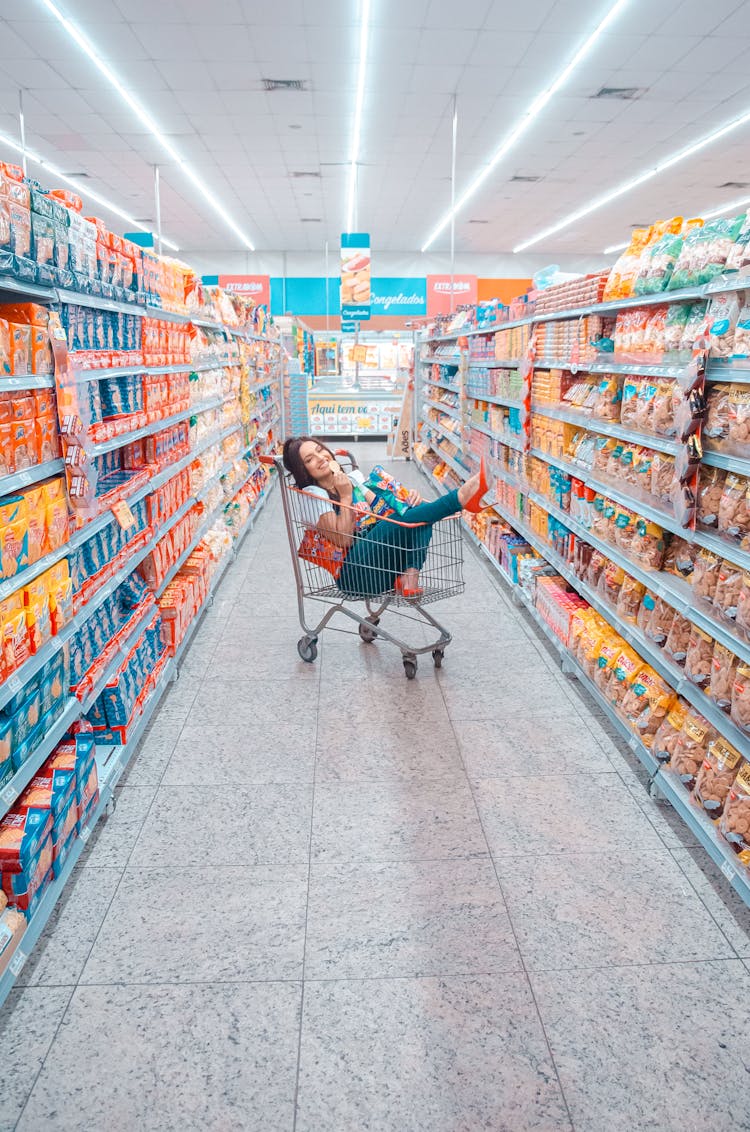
left=112, top=499, right=137, bottom=531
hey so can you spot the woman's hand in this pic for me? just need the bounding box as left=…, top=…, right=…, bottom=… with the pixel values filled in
left=330, top=464, right=353, bottom=500
left=405, top=489, right=422, bottom=507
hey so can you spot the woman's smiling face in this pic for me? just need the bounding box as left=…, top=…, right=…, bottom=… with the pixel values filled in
left=299, top=440, right=334, bottom=482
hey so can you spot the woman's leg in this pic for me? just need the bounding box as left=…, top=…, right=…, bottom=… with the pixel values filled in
left=399, top=489, right=462, bottom=526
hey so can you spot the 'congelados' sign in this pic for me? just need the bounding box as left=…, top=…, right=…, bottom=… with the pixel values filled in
left=369, top=278, right=427, bottom=316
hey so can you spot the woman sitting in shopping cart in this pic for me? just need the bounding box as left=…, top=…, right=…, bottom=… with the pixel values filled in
left=282, top=437, right=487, bottom=598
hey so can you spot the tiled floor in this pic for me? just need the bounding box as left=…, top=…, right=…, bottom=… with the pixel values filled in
left=1, top=442, right=750, bottom=1132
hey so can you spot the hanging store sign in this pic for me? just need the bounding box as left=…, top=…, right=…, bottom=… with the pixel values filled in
left=217, top=275, right=271, bottom=306
left=426, top=274, right=477, bottom=316
left=369, top=278, right=427, bottom=316
left=340, top=232, right=371, bottom=320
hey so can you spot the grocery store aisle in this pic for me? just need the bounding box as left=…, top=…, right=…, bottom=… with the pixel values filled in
left=2, top=443, right=750, bottom=1132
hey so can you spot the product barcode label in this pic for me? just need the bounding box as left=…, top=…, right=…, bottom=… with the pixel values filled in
left=0, top=786, right=17, bottom=809
left=80, top=825, right=91, bottom=843
left=721, top=860, right=736, bottom=883
left=6, top=674, right=22, bottom=696
left=9, top=950, right=27, bottom=975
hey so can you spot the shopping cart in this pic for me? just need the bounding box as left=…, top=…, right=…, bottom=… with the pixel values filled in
left=263, top=450, right=465, bottom=679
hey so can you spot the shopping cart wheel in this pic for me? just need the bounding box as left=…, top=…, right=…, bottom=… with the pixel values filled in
left=297, top=636, right=318, bottom=663
left=432, top=648, right=444, bottom=668
left=402, top=654, right=418, bottom=680
left=358, top=616, right=380, bottom=644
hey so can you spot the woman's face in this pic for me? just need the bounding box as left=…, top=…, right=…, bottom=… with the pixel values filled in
left=299, top=440, right=334, bottom=483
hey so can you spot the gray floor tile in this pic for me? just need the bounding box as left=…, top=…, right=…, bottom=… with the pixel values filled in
left=18, top=982, right=301, bottom=1132
left=162, top=720, right=316, bottom=786
left=474, top=773, right=664, bottom=857
left=455, top=714, right=615, bottom=779
left=305, top=857, right=520, bottom=979
left=296, top=973, right=572, bottom=1132
left=17, top=868, right=122, bottom=988
left=531, top=960, right=750, bottom=1132
left=438, top=670, right=577, bottom=720
left=185, top=677, right=319, bottom=730
left=671, top=847, right=750, bottom=957
left=81, top=865, right=308, bottom=985
left=209, top=640, right=322, bottom=681
left=130, top=784, right=313, bottom=867
left=0, top=985, right=73, bottom=1132
left=315, top=711, right=463, bottom=783
left=78, top=785, right=156, bottom=869
left=312, top=779, right=487, bottom=864
left=499, top=848, right=737, bottom=971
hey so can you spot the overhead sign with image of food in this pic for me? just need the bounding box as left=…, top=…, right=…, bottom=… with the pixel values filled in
left=340, top=232, right=371, bottom=320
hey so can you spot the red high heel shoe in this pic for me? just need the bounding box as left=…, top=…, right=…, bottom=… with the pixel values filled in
left=463, top=456, right=489, bottom=514
left=395, top=575, right=424, bottom=599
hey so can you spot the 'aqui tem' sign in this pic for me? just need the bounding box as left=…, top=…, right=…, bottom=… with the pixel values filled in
left=340, top=233, right=370, bottom=321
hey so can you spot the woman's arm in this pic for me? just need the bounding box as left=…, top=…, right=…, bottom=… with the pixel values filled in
left=317, top=467, right=357, bottom=549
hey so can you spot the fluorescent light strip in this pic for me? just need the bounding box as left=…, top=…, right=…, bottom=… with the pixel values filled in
left=603, top=192, right=750, bottom=254
left=420, top=0, right=631, bottom=253
left=347, top=0, right=371, bottom=232
left=0, top=129, right=180, bottom=251
left=38, top=0, right=255, bottom=250
left=514, top=105, right=750, bottom=252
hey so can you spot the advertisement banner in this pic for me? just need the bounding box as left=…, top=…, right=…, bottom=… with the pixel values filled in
left=369, top=278, right=426, bottom=317
left=309, top=395, right=400, bottom=436
left=218, top=275, right=271, bottom=306
left=340, top=232, right=371, bottom=320
left=426, top=275, right=477, bottom=316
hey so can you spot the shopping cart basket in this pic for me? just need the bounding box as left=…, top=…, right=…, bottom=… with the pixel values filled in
left=263, top=450, right=465, bottom=679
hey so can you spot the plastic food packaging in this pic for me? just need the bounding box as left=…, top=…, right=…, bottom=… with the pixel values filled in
left=653, top=698, right=690, bottom=764
left=693, top=738, right=743, bottom=818
left=684, top=625, right=714, bottom=688
left=616, top=575, right=646, bottom=624
left=707, top=292, right=740, bottom=358
left=735, top=571, right=750, bottom=632
left=730, top=665, right=750, bottom=733
left=621, top=666, right=675, bottom=747
left=712, top=560, right=742, bottom=621
left=708, top=642, right=740, bottom=712
left=697, top=466, right=726, bottom=529
left=662, top=537, right=696, bottom=579
left=719, top=760, right=750, bottom=866
left=669, top=709, right=717, bottom=790
left=664, top=611, right=692, bottom=664
left=717, top=473, right=750, bottom=541
left=691, top=549, right=721, bottom=603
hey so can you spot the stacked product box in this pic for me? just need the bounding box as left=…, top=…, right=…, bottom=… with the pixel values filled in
left=0, top=650, right=70, bottom=786
left=86, top=611, right=166, bottom=745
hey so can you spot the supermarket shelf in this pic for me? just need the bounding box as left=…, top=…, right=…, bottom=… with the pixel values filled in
left=429, top=444, right=468, bottom=481
left=462, top=521, right=515, bottom=587
left=425, top=397, right=460, bottom=420
left=469, top=358, right=520, bottom=369
left=468, top=421, right=525, bottom=451
left=491, top=467, right=750, bottom=669
left=705, top=360, right=750, bottom=383
left=701, top=449, right=750, bottom=474
left=56, top=287, right=143, bottom=316
left=72, top=362, right=194, bottom=381
left=466, top=391, right=524, bottom=411
left=0, top=697, right=81, bottom=814
left=79, top=600, right=159, bottom=714
left=0, top=273, right=57, bottom=301
left=426, top=417, right=462, bottom=447
left=421, top=354, right=461, bottom=365
left=424, top=377, right=459, bottom=394
left=469, top=505, right=750, bottom=905
left=0, top=459, right=66, bottom=498
left=535, top=358, right=688, bottom=378
left=531, top=401, right=681, bottom=457
left=91, top=395, right=224, bottom=456
left=0, top=374, right=56, bottom=392
left=191, top=316, right=224, bottom=331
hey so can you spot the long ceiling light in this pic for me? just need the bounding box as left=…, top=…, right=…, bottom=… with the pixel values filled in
left=602, top=192, right=750, bottom=255
left=514, top=106, right=750, bottom=252
left=420, top=0, right=631, bottom=253
left=38, top=0, right=256, bottom=250
left=0, top=129, right=180, bottom=250
left=346, top=0, right=371, bottom=232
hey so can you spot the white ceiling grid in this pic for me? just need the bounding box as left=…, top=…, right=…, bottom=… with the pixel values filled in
left=0, top=0, right=746, bottom=262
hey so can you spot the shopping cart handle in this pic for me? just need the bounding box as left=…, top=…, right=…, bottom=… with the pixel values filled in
left=335, top=448, right=359, bottom=470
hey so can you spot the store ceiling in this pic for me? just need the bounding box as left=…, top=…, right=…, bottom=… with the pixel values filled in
left=1, top=0, right=750, bottom=260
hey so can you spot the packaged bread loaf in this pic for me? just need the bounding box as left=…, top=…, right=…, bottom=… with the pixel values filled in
left=717, top=473, right=750, bottom=541
left=712, top=560, right=742, bottom=621
left=693, top=738, right=743, bottom=819
left=730, top=665, right=750, bottom=733
left=621, top=667, right=676, bottom=747
left=664, top=610, right=692, bottom=664
left=691, top=548, right=721, bottom=603
left=697, top=466, right=726, bottom=529
left=653, top=698, right=690, bottom=763
left=684, top=626, right=715, bottom=689
left=616, top=575, right=646, bottom=624
left=719, top=760, right=750, bottom=867
left=669, top=709, right=717, bottom=790
left=709, top=642, right=740, bottom=712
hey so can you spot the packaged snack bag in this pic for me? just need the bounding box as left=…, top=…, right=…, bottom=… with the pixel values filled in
left=653, top=698, right=690, bottom=763
left=616, top=575, right=646, bottom=624
left=662, top=537, right=696, bottom=579
left=719, top=761, right=750, bottom=866
left=697, top=466, right=725, bottom=528
left=663, top=611, right=692, bottom=664
left=631, top=517, right=666, bottom=570
left=593, top=634, right=622, bottom=696
left=0, top=494, right=29, bottom=581
left=650, top=451, right=675, bottom=505
left=621, top=667, right=676, bottom=747
left=609, top=645, right=644, bottom=711
left=0, top=808, right=52, bottom=871
left=637, top=590, right=658, bottom=635
left=730, top=665, right=750, bottom=733
left=712, top=560, right=742, bottom=621
left=704, top=384, right=732, bottom=445
left=694, top=738, right=743, bottom=819
left=683, top=626, right=714, bottom=689
left=709, top=642, right=739, bottom=712
left=735, top=572, right=750, bottom=632
left=669, top=709, right=717, bottom=790
left=691, top=549, right=721, bottom=603
left=7, top=323, right=30, bottom=374
left=734, top=304, right=750, bottom=358
left=707, top=292, right=740, bottom=358
left=598, top=560, right=626, bottom=606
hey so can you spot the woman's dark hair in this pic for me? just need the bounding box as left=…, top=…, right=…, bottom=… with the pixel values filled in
left=282, top=436, right=340, bottom=493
